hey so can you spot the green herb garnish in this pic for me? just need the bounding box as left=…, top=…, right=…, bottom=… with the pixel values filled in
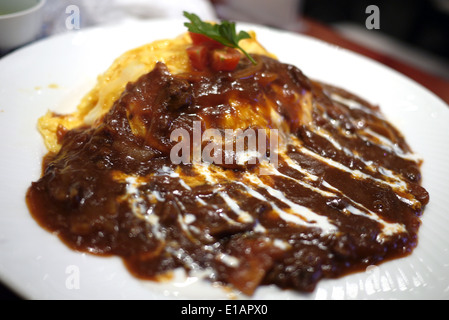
left=183, top=11, right=257, bottom=65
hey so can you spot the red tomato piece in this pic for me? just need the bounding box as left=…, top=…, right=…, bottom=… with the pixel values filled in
left=211, top=48, right=241, bottom=71
left=189, top=32, right=223, bottom=49
left=186, top=45, right=209, bottom=71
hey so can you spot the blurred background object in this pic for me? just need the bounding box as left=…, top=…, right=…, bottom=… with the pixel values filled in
left=213, top=0, right=449, bottom=81
left=0, top=0, right=46, bottom=54
left=212, top=0, right=304, bottom=31
left=40, top=0, right=217, bottom=36
left=301, top=0, right=449, bottom=80
left=4, top=0, right=448, bottom=82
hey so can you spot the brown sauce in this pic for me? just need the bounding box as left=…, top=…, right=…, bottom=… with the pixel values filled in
left=27, top=55, right=429, bottom=295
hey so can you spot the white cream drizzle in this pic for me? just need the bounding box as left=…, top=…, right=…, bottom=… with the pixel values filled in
left=217, top=253, right=241, bottom=268
left=297, top=145, right=420, bottom=208
left=121, top=175, right=165, bottom=240
left=330, top=93, right=421, bottom=163
left=112, top=89, right=423, bottom=249
left=361, top=128, right=422, bottom=162
left=219, top=192, right=254, bottom=224
left=241, top=170, right=338, bottom=235
left=330, top=93, right=379, bottom=115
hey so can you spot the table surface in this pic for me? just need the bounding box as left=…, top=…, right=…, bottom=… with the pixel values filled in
left=1, top=17, right=448, bottom=301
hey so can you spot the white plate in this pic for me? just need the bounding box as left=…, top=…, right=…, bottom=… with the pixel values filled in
left=1, top=19, right=448, bottom=300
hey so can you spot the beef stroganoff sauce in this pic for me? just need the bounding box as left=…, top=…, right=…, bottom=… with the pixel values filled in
left=27, top=34, right=429, bottom=295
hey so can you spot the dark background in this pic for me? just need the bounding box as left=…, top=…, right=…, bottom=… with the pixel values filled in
left=212, top=0, right=449, bottom=80
left=302, top=0, right=449, bottom=69
left=0, top=284, right=21, bottom=300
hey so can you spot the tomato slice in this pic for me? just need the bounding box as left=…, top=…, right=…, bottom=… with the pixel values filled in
left=186, top=45, right=209, bottom=71
left=187, top=40, right=242, bottom=72
left=189, top=32, right=223, bottom=49
left=210, top=48, right=241, bottom=71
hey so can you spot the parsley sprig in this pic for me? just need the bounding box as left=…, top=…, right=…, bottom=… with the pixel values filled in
left=183, top=12, right=257, bottom=65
